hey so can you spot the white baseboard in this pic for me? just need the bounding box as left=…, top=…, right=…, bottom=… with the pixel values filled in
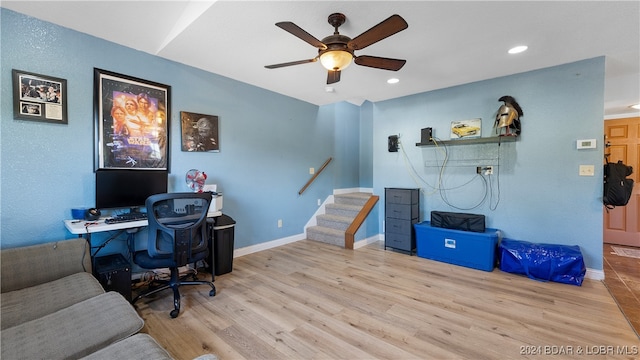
left=233, top=233, right=305, bottom=258
left=354, top=235, right=383, bottom=249
left=585, top=268, right=605, bottom=280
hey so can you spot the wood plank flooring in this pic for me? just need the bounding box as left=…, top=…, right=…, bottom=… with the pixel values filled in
left=135, top=240, right=639, bottom=359
left=604, top=243, right=640, bottom=337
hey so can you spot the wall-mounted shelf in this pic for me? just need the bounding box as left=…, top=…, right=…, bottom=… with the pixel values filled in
left=416, top=136, right=517, bottom=147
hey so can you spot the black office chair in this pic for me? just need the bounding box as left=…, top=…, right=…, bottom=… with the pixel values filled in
left=132, top=192, right=216, bottom=318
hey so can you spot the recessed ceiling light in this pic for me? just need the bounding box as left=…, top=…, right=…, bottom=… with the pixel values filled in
left=325, top=86, right=335, bottom=93
left=387, top=78, right=400, bottom=84
left=631, top=103, right=640, bottom=110
left=508, top=45, right=528, bottom=54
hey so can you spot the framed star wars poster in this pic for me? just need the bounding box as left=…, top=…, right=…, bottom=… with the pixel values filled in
left=94, top=68, right=171, bottom=170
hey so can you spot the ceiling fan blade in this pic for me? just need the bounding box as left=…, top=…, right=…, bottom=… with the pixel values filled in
left=348, top=14, right=408, bottom=50
left=327, top=70, right=341, bottom=84
left=354, top=55, right=406, bottom=71
left=265, top=58, right=318, bottom=69
left=276, top=22, right=327, bottom=50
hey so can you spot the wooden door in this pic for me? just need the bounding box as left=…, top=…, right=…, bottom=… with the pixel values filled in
left=603, top=117, right=640, bottom=247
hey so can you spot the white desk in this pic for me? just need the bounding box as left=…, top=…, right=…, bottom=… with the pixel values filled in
left=64, top=218, right=146, bottom=235
left=64, top=210, right=223, bottom=235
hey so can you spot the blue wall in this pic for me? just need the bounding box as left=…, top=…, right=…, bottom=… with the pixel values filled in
left=0, top=9, right=361, bottom=251
left=369, top=58, right=605, bottom=270
left=1, top=9, right=606, bottom=271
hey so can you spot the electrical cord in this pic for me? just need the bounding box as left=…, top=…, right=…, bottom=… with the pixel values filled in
left=400, top=139, right=437, bottom=194
left=489, top=145, right=502, bottom=210
left=91, top=230, right=127, bottom=257
left=398, top=134, right=503, bottom=210
left=81, top=239, right=89, bottom=272
left=439, top=173, right=489, bottom=210
left=399, top=136, right=450, bottom=195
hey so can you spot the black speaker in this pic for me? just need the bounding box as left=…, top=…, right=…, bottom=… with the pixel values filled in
left=388, top=135, right=398, bottom=152
left=421, top=127, right=433, bottom=144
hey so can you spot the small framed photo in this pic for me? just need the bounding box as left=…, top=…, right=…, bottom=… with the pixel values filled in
left=451, top=118, right=481, bottom=139
left=180, top=111, right=219, bottom=152
left=12, top=69, right=68, bottom=124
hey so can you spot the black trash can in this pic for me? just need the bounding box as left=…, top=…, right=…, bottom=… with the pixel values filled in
left=210, top=214, right=235, bottom=275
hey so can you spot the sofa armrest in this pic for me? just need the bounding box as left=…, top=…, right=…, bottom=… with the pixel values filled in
left=1, top=238, right=92, bottom=293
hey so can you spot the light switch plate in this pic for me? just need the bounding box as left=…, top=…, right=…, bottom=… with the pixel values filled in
left=579, top=165, right=595, bottom=176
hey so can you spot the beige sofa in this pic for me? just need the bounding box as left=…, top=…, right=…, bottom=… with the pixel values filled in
left=1, top=238, right=173, bottom=359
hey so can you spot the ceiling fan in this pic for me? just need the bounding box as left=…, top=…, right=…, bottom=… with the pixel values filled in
left=265, top=13, right=408, bottom=84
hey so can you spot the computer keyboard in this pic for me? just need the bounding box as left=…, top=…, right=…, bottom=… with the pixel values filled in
left=104, top=212, right=148, bottom=224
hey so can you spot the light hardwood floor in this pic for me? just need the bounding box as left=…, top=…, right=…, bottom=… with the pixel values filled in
left=604, top=243, right=640, bottom=337
left=135, top=240, right=639, bottom=359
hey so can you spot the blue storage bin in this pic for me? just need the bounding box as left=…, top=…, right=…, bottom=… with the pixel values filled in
left=414, top=221, right=499, bottom=271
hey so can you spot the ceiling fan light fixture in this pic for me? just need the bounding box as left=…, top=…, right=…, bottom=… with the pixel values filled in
left=387, top=78, right=400, bottom=84
left=266, top=13, right=408, bottom=84
left=508, top=45, right=528, bottom=54
left=320, top=50, right=353, bottom=71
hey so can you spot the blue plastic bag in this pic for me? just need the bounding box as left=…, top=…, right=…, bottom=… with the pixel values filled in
left=499, top=238, right=586, bottom=286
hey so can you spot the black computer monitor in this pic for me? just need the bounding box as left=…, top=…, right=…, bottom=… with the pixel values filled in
left=95, top=169, right=168, bottom=211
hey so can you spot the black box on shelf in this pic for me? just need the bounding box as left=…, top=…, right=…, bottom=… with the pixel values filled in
left=421, top=127, right=433, bottom=144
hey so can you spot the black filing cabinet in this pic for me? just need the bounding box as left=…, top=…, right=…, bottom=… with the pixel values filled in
left=94, top=253, right=131, bottom=301
left=385, top=188, right=420, bottom=254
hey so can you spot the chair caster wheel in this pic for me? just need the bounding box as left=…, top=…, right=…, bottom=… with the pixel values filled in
left=170, top=309, right=180, bottom=318
left=209, top=288, right=216, bottom=297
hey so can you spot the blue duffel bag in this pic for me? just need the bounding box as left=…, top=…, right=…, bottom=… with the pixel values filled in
left=498, top=238, right=586, bottom=286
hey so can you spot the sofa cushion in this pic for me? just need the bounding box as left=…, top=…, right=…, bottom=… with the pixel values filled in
left=80, top=333, right=174, bottom=360
left=1, top=238, right=92, bottom=292
left=1, top=272, right=105, bottom=330
left=1, top=291, right=144, bottom=360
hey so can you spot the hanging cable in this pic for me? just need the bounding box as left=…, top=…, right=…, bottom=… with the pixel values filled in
left=439, top=173, right=489, bottom=210
left=400, top=135, right=492, bottom=209
left=399, top=136, right=448, bottom=195
left=489, top=143, right=502, bottom=210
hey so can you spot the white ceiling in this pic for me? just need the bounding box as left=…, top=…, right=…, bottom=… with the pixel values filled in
left=3, top=1, right=639, bottom=116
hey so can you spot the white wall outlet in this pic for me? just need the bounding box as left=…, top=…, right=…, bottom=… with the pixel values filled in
left=309, top=167, right=315, bottom=174
left=277, top=219, right=283, bottom=228
left=484, top=166, right=493, bottom=175
left=317, top=199, right=321, bottom=206
left=579, top=165, right=595, bottom=176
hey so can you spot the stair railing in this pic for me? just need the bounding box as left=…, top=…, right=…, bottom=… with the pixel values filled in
left=344, top=195, right=379, bottom=249
left=298, top=157, right=332, bottom=195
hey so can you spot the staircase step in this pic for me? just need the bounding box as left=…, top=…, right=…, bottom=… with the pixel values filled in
left=325, top=203, right=361, bottom=218
left=316, top=214, right=352, bottom=231
left=306, top=226, right=344, bottom=247
left=308, top=192, right=374, bottom=247
left=334, top=192, right=372, bottom=206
